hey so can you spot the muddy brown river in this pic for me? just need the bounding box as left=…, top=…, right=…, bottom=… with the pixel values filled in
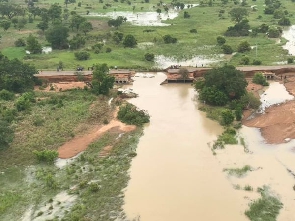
left=123, top=73, right=248, bottom=221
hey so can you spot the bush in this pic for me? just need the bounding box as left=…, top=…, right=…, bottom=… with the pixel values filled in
left=287, top=57, right=294, bottom=64
left=118, top=103, right=150, bottom=126
left=240, top=56, right=250, bottom=65
left=237, top=41, right=251, bottom=53
left=252, top=59, right=262, bottom=65
left=221, top=109, right=235, bottom=126
left=33, top=150, right=58, bottom=164
left=240, top=92, right=261, bottom=109
left=15, top=96, right=31, bottom=111
left=163, top=34, right=178, bottom=44
left=105, top=47, right=112, bottom=53
left=222, top=44, right=233, bottom=54
left=14, top=38, right=26, bottom=47
left=252, top=73, right=269, bottom=86
left=144, top=53, right=155, bottom=61
left=0, top=89, right=14, bottom=101
left=190, top=29, right=197, bottom=33
left=0, top=120, right=14, bottom=149
left=74, top=51, right=90, bottom=60
left=217, top=36, right=226, bottom=45
left=199, top=86, right=229, bottom=106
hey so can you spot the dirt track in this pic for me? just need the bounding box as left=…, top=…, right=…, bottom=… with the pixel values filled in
left=243, top=76, right=295, bottom=143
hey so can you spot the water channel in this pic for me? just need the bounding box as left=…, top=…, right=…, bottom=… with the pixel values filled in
left=123, top=73, right=248, bottom=221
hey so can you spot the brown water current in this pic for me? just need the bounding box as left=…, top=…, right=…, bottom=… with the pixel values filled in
left=123, top=73, right=248, bottom=221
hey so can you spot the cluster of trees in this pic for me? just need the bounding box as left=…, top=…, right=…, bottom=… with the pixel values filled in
left=195, top=65, right=261, bottom=126
left=118, top=103, right=150, bottom=126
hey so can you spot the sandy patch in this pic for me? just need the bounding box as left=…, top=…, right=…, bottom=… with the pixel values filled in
left=58, top=112, right=136, bottom=159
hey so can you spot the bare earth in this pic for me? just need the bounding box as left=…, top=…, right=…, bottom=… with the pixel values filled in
left=58, top=109, right=136, bottom=159
left=243, top=75, right=295, bottom=144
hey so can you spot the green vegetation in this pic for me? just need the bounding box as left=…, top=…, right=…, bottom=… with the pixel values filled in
left=253, top=72, right=270, bottom=86
left=91, top=63, right=115, bottom=95
left=224, top=165, right=252, bottom=177
left=118, top=103, right=150, bottom=126
left=245, top=186, right=283, bottom=221
left=213, top=127, right=238, bottom=149
left=33, top=150, right=59, bottom=164
left=0, top=0, right=293, bottom=69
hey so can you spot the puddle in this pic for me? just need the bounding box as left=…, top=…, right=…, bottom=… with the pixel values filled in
left=55, top=152, right=84, bottom=169
left=258, top=82, right=294, bottom=112
left=42, top=46, right=52, bottom=54
left=282, top=25, right=295, bottom=55
left=154, top=54, right=223, bottom=68
left=88, top=11, right=178, bottom=26
left=22, top=191, right=77, bottom=221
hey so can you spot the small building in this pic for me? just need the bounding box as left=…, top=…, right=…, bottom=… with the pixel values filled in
left=109, top=69, right=135, bottom=84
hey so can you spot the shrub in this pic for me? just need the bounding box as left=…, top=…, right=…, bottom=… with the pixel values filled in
left=240, top=56, right=250, bottom=65
left=163, top=34, right=177, bottom=44
left=0, top=120, right=14, bottom=149
left=252, top=73, right=269, bottom=86
left=14, top=38, right=26, bottom=47
left=105, top=47, right=112, bottom=53
left=190, top=29, right=197, bottom=33
left=287, top=57, right=294, bottom=64
left=235, top=107, right=242, bottom=121
left=74, top=51, right=90, bottom=60
left=217, top=36, right=226, bottom=45
left=237, top=41, right=251, bottom=53
left=199, top=86, right=229, bottom=106
left=144, top=53, right=155, bottom=61
left=33, top=150, right=59, bottom=164
left=240, top=92, right=261, bottom=109
left=222, top=44, right=233, bottom=54
left=118, top=103, right=150, bottom=126
left=221, top=109, right=235, bottom=126
left=252, top=59, right=262, bottom=65
left=15, top=96, right=31, bottom=111
left=0, top=89, right=14, bottom=101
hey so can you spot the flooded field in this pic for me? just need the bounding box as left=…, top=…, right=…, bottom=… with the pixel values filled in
left=282, top=25, right=295, bottom=55
left=154, top=54, right=223, bottom=68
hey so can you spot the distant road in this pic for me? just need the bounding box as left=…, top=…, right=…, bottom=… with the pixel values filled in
left=36, top=65, right=295, bottom=76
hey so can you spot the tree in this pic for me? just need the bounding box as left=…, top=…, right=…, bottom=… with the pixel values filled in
left=0, top=53, right=38, bottom=93
left=0, top=3, right=23, bottom=20
left=200, top=65, right=248, bottom=100
left=107, top=16, right=126, bottom=29
left=156, top=8, right=161, bottom=15
left=45, top=25, right=69, bottom=49
left=48, top=3, right=62, bottom=22
left=179, top=68, right=189, bottom=82
left=91, top=64, right=115, bottom=95
left=26, top=34, right=42, bottom=54
left=37, top=21, right=48, bottom=33
left=1, top=20, right=11, bottom=31
left=17, top=18, right=27, bottom=30
left=237, top=41, right=251, bottom=53
left=80, top=21, right=93, bottom=35
left=252, top=73, right=269, bottom=86
left=69, top=34, right=86, bottom=49
left=184, top=11, right=190, bottom=18
left=123, top=34, right=137, bottom=48
left=70, top=14, right=86, bottom=31
left=229, top=7, right=248, bottom=23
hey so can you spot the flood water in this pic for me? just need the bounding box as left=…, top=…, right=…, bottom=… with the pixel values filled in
left=123, top=73, right=247, bottom=221
left=282, top=25, right=295, bottom=55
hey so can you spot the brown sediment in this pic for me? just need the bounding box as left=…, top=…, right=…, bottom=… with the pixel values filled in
left=243, top=75, right=295, bottom=144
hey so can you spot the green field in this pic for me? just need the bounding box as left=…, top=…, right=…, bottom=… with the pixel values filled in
left=1, top=0, right=295, bottom=69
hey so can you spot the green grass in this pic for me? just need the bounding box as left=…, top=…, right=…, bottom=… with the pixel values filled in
left=0, top=89, right=112, bottom=169
left=223, top=165, right=252, bottom=177
left=245, top=186, right=283, bottom=221
left=2, top=47, right=26, bottom=60
left=1, top=0, right=295, bottom=69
